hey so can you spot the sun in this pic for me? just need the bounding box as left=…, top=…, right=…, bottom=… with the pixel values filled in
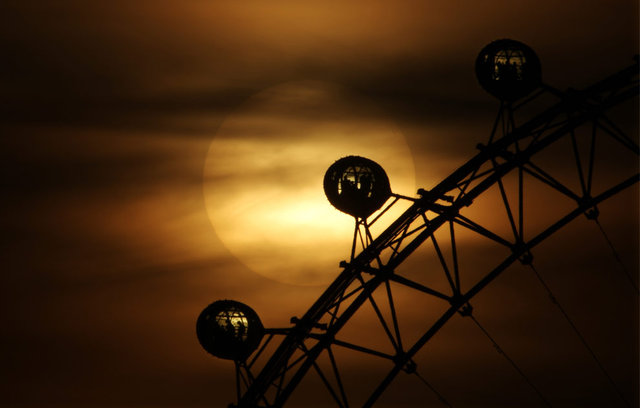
left=203, top=81, right=416, bottom=285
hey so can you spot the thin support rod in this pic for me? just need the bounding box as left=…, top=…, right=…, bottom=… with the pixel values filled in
left=329, top=290, right=345, bottom=328
left=597, top=114, right=640, bottom=154
left=235, top=361, right=242, bottom=404
left=511, top=105, right=523, bottom=243
left=518, top=153, right=524, bottom=243
left=327, top=347, right=349, bottom=408
left=522, top=161, right=582, bottom=202
left=388, top=273, right=452, bottom=302
left=275, top=367, right=285, bottom=402
left=356, top=275, right=400, bottom=352
left=364, top=221, right=386, bottom=270
left=350, top=222, right=359, bottom=261
left=569, top=126, right=588, bottom=196
left=456, top=103, right=503, bottom=197
left=388, top=220, right=428, bottom=248
left=385, top=280, right=404, bottom=352
left=387, top=223, right=412, bottom=258
left=519, top=163, right=524, bottom=242
left=357, top=223, right=367, bottom=256
left=305, top=348, right=345, bottom=408
left=449, top=221, right=461, bottom=293
left=528, top=263, right=631, bottom=407
left=327, top=282, right=364, bottom=311
left=593, top=219, right=639, bottom=294
left=452, top=214, right=513, bottom=248
left=489, top=101, right=504, bottom=145
left=468, top=314, right=552, bottom=408
left=586, top=120, right=597, bottom=194
left=413, top=370, right=453, bottom=408
left=306, top=334, right=395, bottom=360
left=430, top=234, right=458, bottom=294
left=491, top=158, right=520, bottom=242
left=369, top=196, right=401, bottom=227
left=455, top=167, right=496, bottom=191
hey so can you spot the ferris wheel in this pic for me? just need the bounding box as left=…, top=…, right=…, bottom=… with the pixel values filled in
left=197, top=39, right=639, bottom=408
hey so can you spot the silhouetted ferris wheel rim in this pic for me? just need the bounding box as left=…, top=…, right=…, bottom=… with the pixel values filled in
left=197, top=40, right=639, bottom=408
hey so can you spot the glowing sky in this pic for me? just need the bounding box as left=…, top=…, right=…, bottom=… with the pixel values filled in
left=203, top=80, right=416, bottom=285
left=0, top=1, right=638, bottom=407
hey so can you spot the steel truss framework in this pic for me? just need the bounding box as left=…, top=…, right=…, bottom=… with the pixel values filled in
left=231, top=58, right=639, bottom=408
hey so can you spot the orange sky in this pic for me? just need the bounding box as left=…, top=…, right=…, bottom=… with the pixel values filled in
left=0, top=1, right=638, bottom=407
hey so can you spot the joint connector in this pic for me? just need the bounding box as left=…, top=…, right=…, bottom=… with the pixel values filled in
left=458, top=195, right=473, bottom=207
left=519, top=252, right=533, bottom=265
left=458, top=303, right=473, bottom=317
left=584, top=207, right=599, bottom=220
left=403, top=359, right=417, bottom=374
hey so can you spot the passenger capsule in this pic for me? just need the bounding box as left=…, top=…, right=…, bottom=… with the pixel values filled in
left=475, top=39, right=541, bottom=101
left=196, top=300, right=264, bottom=361
left=323, top=156, right=391, bottom=219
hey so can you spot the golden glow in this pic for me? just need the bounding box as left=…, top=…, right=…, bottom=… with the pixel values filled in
left=216, top=310, right=249, bottom=340
left=492, top=49, right=526, bottom=80
left=204, top=81, right=416, bottom=285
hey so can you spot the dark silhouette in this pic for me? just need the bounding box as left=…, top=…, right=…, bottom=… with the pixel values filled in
left=323, top=156, right=391, bottom=219
left=196, top=300, right=264, bottom=361
left=476, top=39, right=541, bottom=101
left=198, top=48, right=639, bottom=408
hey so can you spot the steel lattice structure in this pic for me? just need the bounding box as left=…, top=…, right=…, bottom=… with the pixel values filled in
left=215, top=57, right=639, bottom=408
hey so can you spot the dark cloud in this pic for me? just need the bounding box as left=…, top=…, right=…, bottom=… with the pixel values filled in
left=2, top=1, right=636, bottom=131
